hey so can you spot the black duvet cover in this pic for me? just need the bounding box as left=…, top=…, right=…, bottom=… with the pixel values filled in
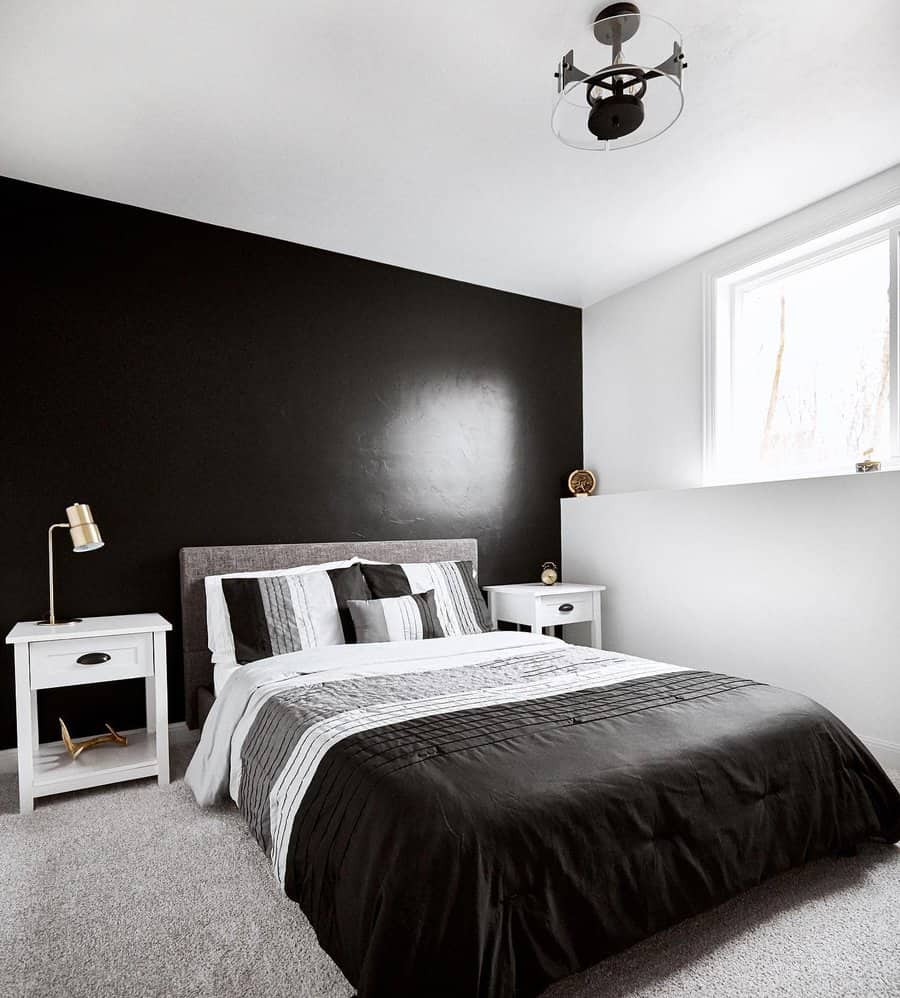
left=189, top=638, right=900, bottom=998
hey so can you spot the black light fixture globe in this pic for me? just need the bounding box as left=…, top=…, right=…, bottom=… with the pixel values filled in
left=552, top=3, right=686, bottom=150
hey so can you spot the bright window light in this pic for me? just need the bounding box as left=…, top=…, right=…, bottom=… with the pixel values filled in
left=705, top=212, right=900, bottom=485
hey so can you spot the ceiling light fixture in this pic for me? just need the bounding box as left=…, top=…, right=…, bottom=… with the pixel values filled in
left=552, top=3, right=686, bottom=151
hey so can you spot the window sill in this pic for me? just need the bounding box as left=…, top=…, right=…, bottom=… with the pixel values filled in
left=559, top=465, right=900, bottom=501
left=702, top=462, right=900, bottom=490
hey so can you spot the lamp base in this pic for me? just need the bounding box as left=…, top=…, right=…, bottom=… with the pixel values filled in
left=35, top=617, right=82, bottom=626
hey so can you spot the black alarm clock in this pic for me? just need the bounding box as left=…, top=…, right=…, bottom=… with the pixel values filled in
left=540, top=561, right=559, bottom=586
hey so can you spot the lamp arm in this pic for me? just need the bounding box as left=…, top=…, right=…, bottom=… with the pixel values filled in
left=47, top=523, right=68, bottom=626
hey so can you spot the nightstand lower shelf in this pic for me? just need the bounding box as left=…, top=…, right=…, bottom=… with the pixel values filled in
left=33, top=728, right=160, bottom=798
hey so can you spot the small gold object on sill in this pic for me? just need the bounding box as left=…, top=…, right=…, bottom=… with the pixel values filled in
left=855, top=449, right=881, bottom=474
left=59, top=719, right=127, bottom=760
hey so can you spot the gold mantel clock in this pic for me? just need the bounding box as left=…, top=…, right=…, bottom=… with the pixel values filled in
left=567, top=469, right=597, bottom=497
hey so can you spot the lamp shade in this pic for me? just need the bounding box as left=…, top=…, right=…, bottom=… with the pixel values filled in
left=66, top=502, right=103, bottom=552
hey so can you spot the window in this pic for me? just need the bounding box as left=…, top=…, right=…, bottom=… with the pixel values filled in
left=704, top=209, right=900, bottom=485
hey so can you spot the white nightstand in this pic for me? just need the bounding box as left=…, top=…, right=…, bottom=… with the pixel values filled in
left=483, top=583, right=606, bottom=648
left=5, top=613, right=172, bottom=813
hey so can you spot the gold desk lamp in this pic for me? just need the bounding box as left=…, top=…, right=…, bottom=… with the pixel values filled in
left=37, top=502, right=104, bottom=625
left=36, top=503, right=122, bottom=756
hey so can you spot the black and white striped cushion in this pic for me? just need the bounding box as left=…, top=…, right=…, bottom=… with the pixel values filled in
left=360, top=560, right=492, bottom=637
left=347, top=591, right=444, bottom=643
left=222, top=564, right=370, bottom=663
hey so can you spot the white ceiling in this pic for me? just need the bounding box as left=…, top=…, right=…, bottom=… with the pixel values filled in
left=2, top=0, right=899, bottom=307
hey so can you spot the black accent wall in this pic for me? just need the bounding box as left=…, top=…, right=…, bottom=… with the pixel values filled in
left=1, top=176, right=582, bottom=750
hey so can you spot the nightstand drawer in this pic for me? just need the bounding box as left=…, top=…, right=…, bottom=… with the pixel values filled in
left=29, top=633, right=153, bottom=690
left=536, top=592, right=594, bottom=627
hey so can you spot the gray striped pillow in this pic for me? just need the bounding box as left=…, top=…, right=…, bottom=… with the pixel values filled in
left=360, top=560, right=493, bottom=636
left=221, top=564, right=370, bottom=663
left=347, top=591, right=445, bottom=643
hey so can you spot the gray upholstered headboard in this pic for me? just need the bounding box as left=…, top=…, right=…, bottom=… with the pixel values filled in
left=179, top=539, right=478, bottom=728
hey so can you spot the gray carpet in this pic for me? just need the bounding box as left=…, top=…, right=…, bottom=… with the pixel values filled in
left=1, top=741, right=898, bottom=998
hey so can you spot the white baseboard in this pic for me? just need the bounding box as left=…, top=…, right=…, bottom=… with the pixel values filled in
left=862, top=736, right=900, bottom=772
left=0, top=721, right=195, bottom=775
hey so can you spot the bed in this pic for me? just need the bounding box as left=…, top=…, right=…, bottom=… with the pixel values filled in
left=182, top=541, right=900, bottom=998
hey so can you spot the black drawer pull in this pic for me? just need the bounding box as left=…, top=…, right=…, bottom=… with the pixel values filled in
left=76, top=652, right=111, bottom=666
left=558, top=603, right=574, bottom=613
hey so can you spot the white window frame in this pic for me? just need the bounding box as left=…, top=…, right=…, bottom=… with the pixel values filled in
left=703, top=204, right=900, bottom=487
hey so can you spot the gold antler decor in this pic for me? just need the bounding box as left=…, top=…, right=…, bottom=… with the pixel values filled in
left=59, top=719, right=127, bottom=759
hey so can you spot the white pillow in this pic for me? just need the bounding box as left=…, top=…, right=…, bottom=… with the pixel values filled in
left=205, top=558, right=359, bottom=666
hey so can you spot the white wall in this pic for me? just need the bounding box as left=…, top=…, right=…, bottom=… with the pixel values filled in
left=562, top=474, right=900, bottom=768
left=570, top=163, right=900, bottom=769
left=582, top=163, right=900, bottom=495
